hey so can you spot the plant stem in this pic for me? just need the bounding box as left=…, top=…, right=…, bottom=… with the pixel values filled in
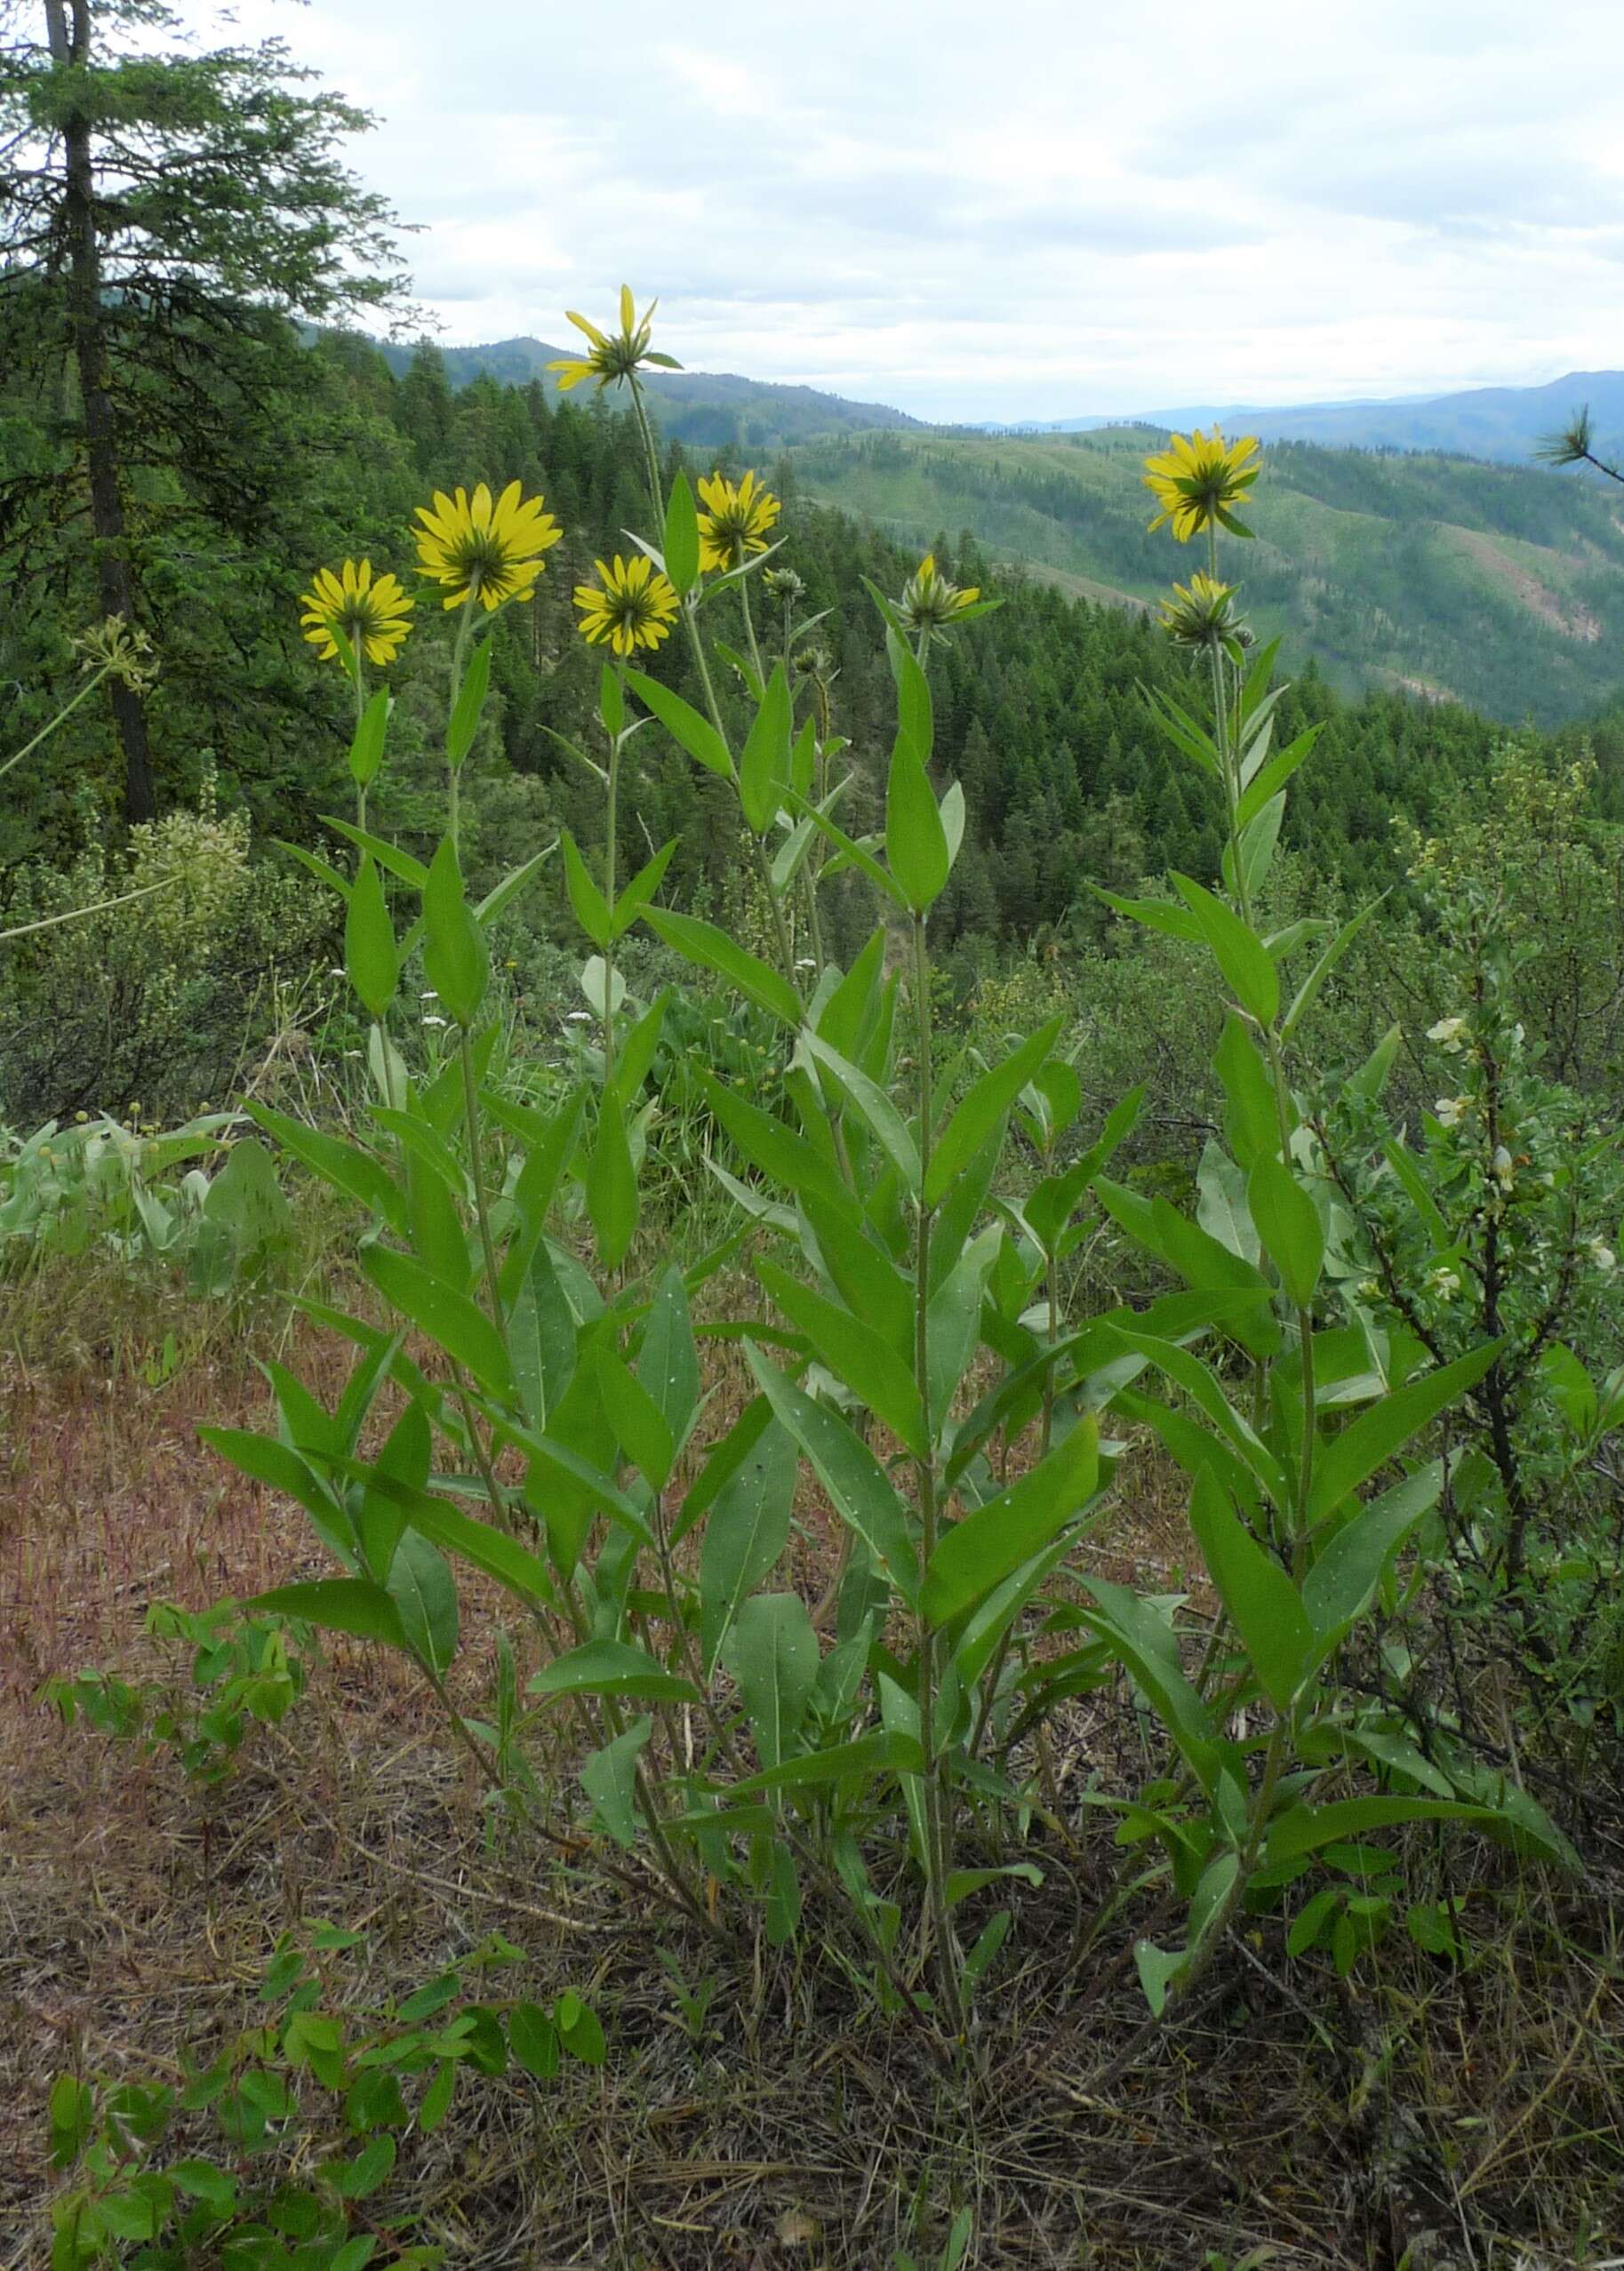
left=460, top=1029, right=507, bottom=1347
left=0, top=662, right=110, bottom=785
left=910, top=909, right=965, bottom=2042
left=446, top=581, right=480, bottom=856
left=603, top=727, right=621, bottom=1089
left=739, top=573, right=766, bottom=685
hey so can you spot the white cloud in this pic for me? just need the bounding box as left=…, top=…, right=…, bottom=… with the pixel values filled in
left=217, top=0, right=1624, bottom=420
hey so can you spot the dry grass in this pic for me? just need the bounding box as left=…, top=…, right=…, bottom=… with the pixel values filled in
left=4, top=1312, right=1624, bottom=2267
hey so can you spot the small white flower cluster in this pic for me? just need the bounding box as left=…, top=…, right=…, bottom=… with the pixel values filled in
left=1428, top=1015, right=1469, bottom=1053
left=1428, top=1265, right=1463, bottom=1299
left=420, top=988, right=446, bottom=1030
left=1588, top=1236, right=1617, bottom=1275
left=1435, top=1097, right=1471, bottom=1128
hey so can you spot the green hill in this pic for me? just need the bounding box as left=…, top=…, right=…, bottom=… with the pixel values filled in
left=786, top=425, right=1624, bottom=724
left=996, top=370, right=1624, bottom=468
left=366, top=333, right=920, bottom=450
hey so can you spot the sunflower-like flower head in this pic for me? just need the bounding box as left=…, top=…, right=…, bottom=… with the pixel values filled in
left=1157, top=571, right=1250, bottom=652
left=548, top=285, right=676, bottom=394
left=414, top=481, right=563, bottom=612
left=299, top=560, right=414, bottom=667
left=1143, top=427, right=1261, bottom=542
left=70, top=613, right=159, bottom=693
left=762, top=565, right=807, bottom=608
left=897, top=554, right=980, bottom=647
left=696, top=468, right=781, bottom=572
left=572, top=554, right=680, bottom=657
left=793, top=643, right=832, bottom=680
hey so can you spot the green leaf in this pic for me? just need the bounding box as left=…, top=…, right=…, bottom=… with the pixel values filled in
left=580, top=1716, right=652, bottom=1848
left=625, top=668, right=733, bottom=780
left=446, top=636, right=492, bottom=768
left=747, top=1344, right=920, bottom=1607
left=639, top=1265, right=700, bottom=1454
left=699, top=1418, right=796, bottom=1675
left=246, top=1103, right=404, bottom=1234
left=387, top=1530, right=460, bottom=1673
left=362, top=1245, right=514, bottom=1399
left=1308, top=1342, right=1503, bottom=1523
left=642, top=906, right=801, bottom=1028
left=529, top=1639, right=698, bottom=1704
left=348, top=687, right=391, bottom=788
left=1187, top=1467, right=1314, bottom=1711
left=740, top=662, right=793, bottom=835
left=559, top=832, right=612, bottom=948
left=1302, top=1458, right=1450, bottom=1639
left=508, top=2001, right=561, bottom=2079
left=1234, top=723, right=1322, bottom=830
left=358, top=1399, right=429, bottom=1579
left=399, top=1486, right=558, bottom=1611
left=798, top=1031, right=920, bottom=1193
left=729, top=1593, right=819, bottom=1771
left=726, top=1727, right=924, bottom=1796
left=926, top=1020, right=1061, bottom=1205
left=246, top=1579, right=406, bottom=1651
left=586, top=1093, right=638, bottom=1271
left=1092, top=887, right=1204, bottom=942
left=1215, top=1017, right=1284, bottom=1167
left=663, top=470, right=700, bottom=596
left=344, top=854, right=398, bottom=1022
left=923, top=1412, right=1100, bottom=1626
left=611, top=838, right=676, bottom=940
left=321, top=818, right=429, bottom=891
left=596, top=1344, right=676, bottom=1490
left=1248, top=1153, right=1324, bottom=1308
left=1283, top=892, right=1388, bottom=1039
left=476, top=844, right=556, bottom=930
left=1172, top=873, right=1278, bottom=1027
left=757, top=1259, right=927, bottom=1458
left=422, top=837, right=489, bottom=1026
left=1078, top=1577, right=1219, bottom=1792
left=885, top=732, right=949, bottom=911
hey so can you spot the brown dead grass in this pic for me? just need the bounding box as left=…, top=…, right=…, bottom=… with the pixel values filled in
left=4, top=1323, right=1624, bottom=2266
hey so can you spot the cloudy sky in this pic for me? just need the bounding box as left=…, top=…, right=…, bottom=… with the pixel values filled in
left=223, top=0, right=1624, bottom=423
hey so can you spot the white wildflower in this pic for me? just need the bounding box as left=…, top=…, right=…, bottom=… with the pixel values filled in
left=1435, top=1097, right=1470, bottom=1128
left=422, top=1013, right=448, bottom=1029
left=1428, top=1016, right=1468, bottom=1052
left=1588, top=1237, right=1617, bottom=1275
left=1428, top=1266, right=1462, bottom=1298
left=1492, top=1145, right=1516, bottom=1188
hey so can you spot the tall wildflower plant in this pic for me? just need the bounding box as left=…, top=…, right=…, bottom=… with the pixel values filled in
left=208, top=312, right=1571, bottom=2078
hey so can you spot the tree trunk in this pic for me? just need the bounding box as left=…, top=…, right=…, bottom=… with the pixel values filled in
left=44, top=0, right=156, bottom=823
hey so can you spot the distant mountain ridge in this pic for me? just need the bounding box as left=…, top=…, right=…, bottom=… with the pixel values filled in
left=980, top=371, right=1624, bottom=468
left=368, top=332, right=922, bottom=451
left=787, top=422, right=1624, bottom=724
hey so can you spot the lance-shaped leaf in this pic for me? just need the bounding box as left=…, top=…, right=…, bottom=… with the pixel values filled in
left=926, top=1019, right=1061, bottom=1205
left=1248, top=1152, right=1324, bottom=1308
left=740, top=662, right=792, bottom=835
left=624, top=668, right=733, bottom=780
left=1188, top=1467, right=1314, bottom=1712
left=1172, top=872, right=1279, bottom=1027
left=923, top=1414, right=1100, bottom=1627
left=529, top=1639, right=698, bottom=1704
left=1307, top=1341, right=1503, bottom=1522
left=757, top=1259, right=927, bottom=1458
left=885, top=732, right=949, bottom=911
left=642, top=906, right=800, bottom=1028
left=747, top=1344, right=920, bottom=1607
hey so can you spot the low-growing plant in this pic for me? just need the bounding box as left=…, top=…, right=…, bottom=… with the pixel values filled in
left=44, top=1604, right=308, bottom=1788
left=2, top=1112, right=294, bottom=1299
left=46, top=1923, right=604, bottom=2268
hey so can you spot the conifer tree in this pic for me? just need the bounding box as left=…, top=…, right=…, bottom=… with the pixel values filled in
left=0, top=0, right=405, bottom=819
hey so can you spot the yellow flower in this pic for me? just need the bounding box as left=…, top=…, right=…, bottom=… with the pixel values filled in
left=697, top=469, right=780, bottom=572
left=413, top=481, right=563, bottom=612
left=898, top=553, right=980, bottom=645
left=1156, top=571, right=1249, bottom=651
left=299, top=560, right=413, bottom=667
left=1143, top=427, right=1261, bottom=542
left=548, top=285, right=676, bottom=393
left=572, top=554, right=680, bottom=656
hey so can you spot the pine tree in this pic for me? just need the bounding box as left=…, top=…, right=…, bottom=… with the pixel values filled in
left=0, top=0, right=405, bottom=820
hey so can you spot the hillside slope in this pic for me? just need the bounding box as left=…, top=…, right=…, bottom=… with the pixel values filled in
left=988, top=371, right=1624, bottom=468
left=369, top=333, right=919, bottom=449
left=787, top=426, right=1624, bottom=723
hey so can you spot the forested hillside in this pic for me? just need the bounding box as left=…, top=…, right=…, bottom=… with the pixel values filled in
left=789, top=423, right=1624, bottom=721
left=8, top=332, right=1621, bottom=954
